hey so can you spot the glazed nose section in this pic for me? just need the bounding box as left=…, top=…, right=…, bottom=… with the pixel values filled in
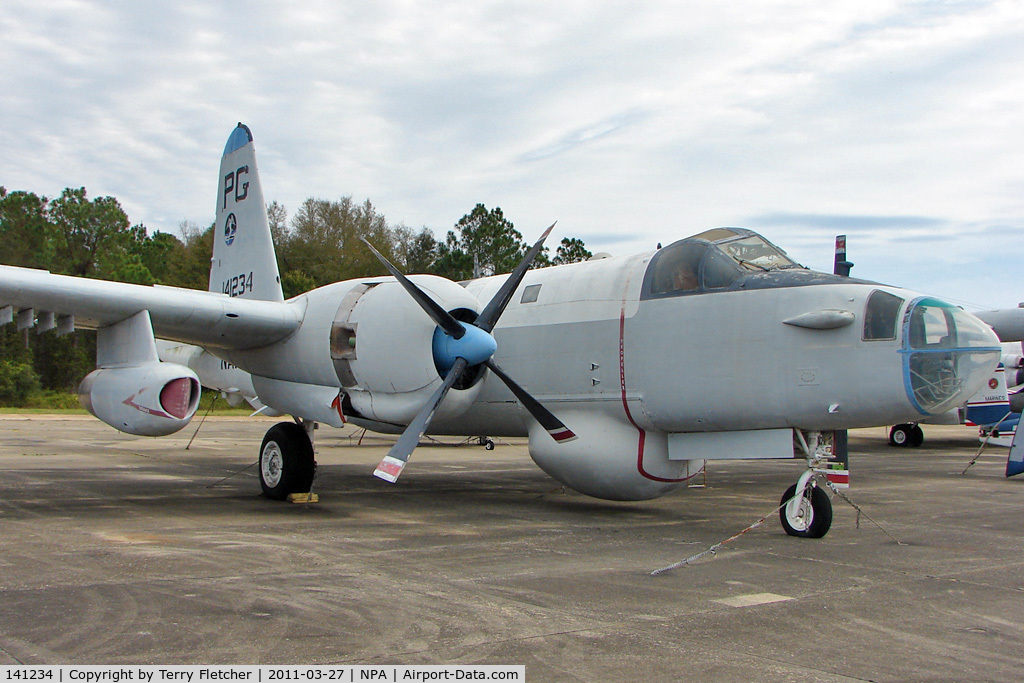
left=902, top=298, right=1002, bottom=416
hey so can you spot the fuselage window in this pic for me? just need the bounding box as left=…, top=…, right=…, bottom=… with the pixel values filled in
left=863, top=290, right=904, bottom=341
left=520, top=283, right=541, bottom=303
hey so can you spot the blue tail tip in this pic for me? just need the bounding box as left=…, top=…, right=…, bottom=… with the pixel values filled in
left=1007, top=459, right=1024, bottom=478
left=223, top=123, right=253, bottom=156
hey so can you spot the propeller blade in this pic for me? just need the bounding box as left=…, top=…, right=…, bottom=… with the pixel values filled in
left=485, top=359, right=577, bottom=443
left=475, top=223, right=556, bottom=333
left=362, top=238, right=466, bottom=339
left=374, top=357, right=469, bottom=483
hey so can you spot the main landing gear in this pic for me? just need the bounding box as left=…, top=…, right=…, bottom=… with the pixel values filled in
left=259, top=420, right=317, bottom=500
left=889, top=423, right=924, bottom=448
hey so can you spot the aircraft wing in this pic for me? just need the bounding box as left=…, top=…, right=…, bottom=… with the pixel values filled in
left=976, top=308, right=1024, bottom=343
left=0, top=265, right=301, bottom=350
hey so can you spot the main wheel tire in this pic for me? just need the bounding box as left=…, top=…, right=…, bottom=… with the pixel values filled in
left=909, top=424, right=924, bottom=447
left=779, top=483, right=832, bottom=538
left=259, top=422, right=316, bottom=500
left=889, top=424, right=912, bottom=447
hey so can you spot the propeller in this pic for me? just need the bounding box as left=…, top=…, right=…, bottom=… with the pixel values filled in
left=362, top=226, right=577, bottom=483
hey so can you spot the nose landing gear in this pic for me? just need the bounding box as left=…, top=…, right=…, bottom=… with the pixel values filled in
left=780, top=470, right=832, bottom=538
left=782, top=430, right=844, bottom=538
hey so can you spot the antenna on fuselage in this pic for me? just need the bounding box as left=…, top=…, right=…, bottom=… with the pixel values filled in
left=834, top=235, right=854, bottom=277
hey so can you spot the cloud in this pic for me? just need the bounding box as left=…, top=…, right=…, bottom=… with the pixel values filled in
left=0, top=0, right=1021, bottom=308
left=746, top=212, right=947, bottom=232
left=518, top=109, right=649, bottom=162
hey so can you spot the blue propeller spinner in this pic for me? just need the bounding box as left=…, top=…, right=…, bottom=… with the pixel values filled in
left=432, top=323, right=497, bottom=373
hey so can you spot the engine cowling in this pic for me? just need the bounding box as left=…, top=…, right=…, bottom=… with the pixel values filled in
left=333, top=276, right=487, bottom=425
left=78, top=362, right=201, bottom=436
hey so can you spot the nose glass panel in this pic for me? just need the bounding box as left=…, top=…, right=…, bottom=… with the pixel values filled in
left=902, top=298, right=1001, bottom=415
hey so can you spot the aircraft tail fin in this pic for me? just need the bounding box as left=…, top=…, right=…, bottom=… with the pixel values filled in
left=209, top=123, right=284, bottom=302
left=965, top=365, right=1011, bottom=427
left=1007, top=425, right=1024, bottom=477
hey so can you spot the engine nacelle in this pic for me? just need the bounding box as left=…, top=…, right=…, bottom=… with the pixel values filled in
left=527, top=410, right=700, bottom=501
left=78, top=362, right=201, bottom=436
left=229, top=275, right=490, bottom=427
left=334, top=276, right=487, bottom=424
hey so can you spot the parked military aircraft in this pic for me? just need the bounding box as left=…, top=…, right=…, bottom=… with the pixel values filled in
left=0, top=124, right=1004, bottom=539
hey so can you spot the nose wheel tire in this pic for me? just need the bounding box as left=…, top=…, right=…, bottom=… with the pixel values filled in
left=259, top=422, right=316, bottom=500
left=780, top=482, right=832, bottom=538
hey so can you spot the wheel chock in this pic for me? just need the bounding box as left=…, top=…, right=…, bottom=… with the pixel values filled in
left=287, top=492, right=319, bottom=503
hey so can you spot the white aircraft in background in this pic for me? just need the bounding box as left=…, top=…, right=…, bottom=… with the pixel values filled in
left=0, top=124, right=1003, bottom=539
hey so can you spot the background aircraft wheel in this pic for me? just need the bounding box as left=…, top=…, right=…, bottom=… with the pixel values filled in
left=889, top=424, right=913, bottom=447
left=259, top=422, right=316, bottom=500
left=779, top=483, right=832, bottom=538
left=484, top=438, right=495, bottom=450
left=909, top=425, right=924, bottom=447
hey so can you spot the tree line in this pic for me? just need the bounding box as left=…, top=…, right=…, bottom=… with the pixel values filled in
left=0, top=185, right=592, bottom=403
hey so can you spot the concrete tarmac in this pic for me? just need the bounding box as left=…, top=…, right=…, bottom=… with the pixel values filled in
left=0, top=416, right=1022, bottom=681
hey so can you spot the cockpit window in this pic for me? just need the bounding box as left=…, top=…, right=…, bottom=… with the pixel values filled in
left=649, top=241, right=706, bottom=295
left=863, top=290, right=904, bottom=341
left=644, top=240, right=746, bottom=298
left=643, top=228, right=801, bottom=299
left=702, top=246, right=745, bottom=289
left=708, top=233, right=799, bottom=271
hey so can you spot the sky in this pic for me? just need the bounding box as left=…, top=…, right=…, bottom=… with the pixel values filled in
left=2, top=0, right=1022, bottom=309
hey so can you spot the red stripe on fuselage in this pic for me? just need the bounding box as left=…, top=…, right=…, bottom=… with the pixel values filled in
left=618, top=297, right=692, bottom=484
